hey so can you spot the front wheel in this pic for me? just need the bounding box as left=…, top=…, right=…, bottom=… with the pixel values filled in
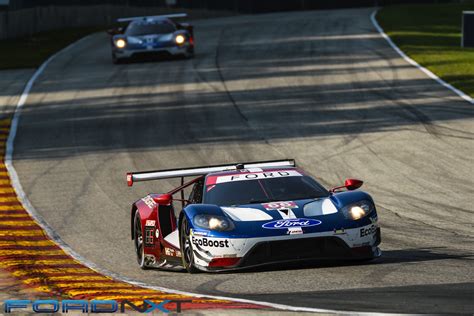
left=133, top=212, right=148, bottom=269
left=180, top=216, right=199, bottom=273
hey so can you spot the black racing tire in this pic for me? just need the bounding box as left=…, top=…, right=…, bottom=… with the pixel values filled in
left=180, top=216, right=199, bottom=273
left=133, top=212, right=148, bottom=269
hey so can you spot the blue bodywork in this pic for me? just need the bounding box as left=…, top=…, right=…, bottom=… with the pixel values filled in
left=181, top=190, right=378, bottom=238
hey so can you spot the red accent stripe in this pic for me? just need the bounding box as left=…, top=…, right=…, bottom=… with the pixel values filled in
left=26, top=279, right=118, bottom=285
left=0, top=255, right=74, bottom=261
left=0, top=236, right=48, bottom=241
left=0, top=245, right=61, bottom=251
left=2, top=263, right=85, bottom=270
left=0, top=210, right=27, bottom=215
left=16, top=272, right=103, bottom=280
left=0, top=201, right=23, bottom=206
left=0, top=216, right=33, bottom=221
left=0, top=225, right=42, bottom=230
left=0, top=192, right=18, bottom=197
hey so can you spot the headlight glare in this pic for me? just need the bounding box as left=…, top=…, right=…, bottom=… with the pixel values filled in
left=175, top=34, right=186, bottom=45
left=342, top=201, right=374, bottom=220
left=115, top=38, right=126, bottom=49
left=194, top=215, right=233, bottom=231
left=349, top=206, right=366, bottom=220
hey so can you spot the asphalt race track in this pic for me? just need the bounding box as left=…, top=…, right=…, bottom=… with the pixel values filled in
left=12, top=8, right=474, bottom=314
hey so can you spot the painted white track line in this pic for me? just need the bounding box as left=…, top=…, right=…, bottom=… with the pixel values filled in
left=4, top=32, right=406, bottom=316
left=371, top=10, right=473, bottom=104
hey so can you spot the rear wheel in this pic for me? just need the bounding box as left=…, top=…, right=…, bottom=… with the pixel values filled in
left=133, top=212, right=148, bottom=269
left=180, top=216, right=199, bottom=273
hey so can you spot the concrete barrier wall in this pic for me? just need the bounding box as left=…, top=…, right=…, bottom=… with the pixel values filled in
left=0, top=5, right=231, bottom=39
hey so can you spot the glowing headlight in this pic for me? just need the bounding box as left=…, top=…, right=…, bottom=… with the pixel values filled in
left=115, top=38, right=126, bottom=49
left=342, top=201, right=373, bottom=220
left=175, top=34, right=186, bottom=45
left=194, top=215, right=233, bottom=231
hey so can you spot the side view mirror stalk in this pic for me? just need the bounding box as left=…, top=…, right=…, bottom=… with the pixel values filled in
left=329, top=178, right=363, bottom=193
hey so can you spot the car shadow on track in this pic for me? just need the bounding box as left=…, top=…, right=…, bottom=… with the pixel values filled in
left=196, top=247, right=473, bottom=274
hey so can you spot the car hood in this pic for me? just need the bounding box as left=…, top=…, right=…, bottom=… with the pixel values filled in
left=220, top=198, right=337, bottom=222
left=186, top=191, right=375, bottom=238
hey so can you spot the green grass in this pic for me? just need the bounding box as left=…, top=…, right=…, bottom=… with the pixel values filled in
left=0, top=27, right=102, bottom=70
left=378, top=2, right=474, bottom=97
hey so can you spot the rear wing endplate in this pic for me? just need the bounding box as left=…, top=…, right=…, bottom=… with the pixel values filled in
left=126, top=159, right=296, bottom=187
left=117, top=13, right=187, bottom=23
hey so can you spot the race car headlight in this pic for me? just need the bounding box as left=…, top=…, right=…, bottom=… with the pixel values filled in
left=115, top=38, right=127, bottom=49
left=193, top=215, right=234, bottom=231
left=175, top=34, right=186, bottom=45
left=342, top=201, right=374, bottom=220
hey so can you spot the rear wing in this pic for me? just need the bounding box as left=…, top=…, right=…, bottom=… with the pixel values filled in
left=117, top=13, right=187, bottom=23
left=126, top=159, right=296, bottom=187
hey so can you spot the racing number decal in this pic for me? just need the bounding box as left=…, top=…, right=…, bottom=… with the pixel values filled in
left=262, top=201, right=298, bottom=210
left=142, top=196, right=156, bottom=209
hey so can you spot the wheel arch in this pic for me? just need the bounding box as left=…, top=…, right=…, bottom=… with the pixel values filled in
left=131, top=204, right=138, bottom=240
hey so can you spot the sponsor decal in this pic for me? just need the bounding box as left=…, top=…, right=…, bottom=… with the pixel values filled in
left=288, top=227, right=303, bottom=235
left=333, top=228, right=346, bottom=235
left=370, top=215, right=378, bottom=224
left=141, top=196, right=157, bottom=209
left=215, top=170, right=301, bottom=184
left=221, top=254, right=238, bottom=258
left=263, top=201, right=298, bottom=210
left=155, top=229, right=160, bottom=238
left=145, top=220, right=156, bottom=227
left=192, top=229, right=209, bottom=237
left=192, top=236, right=229, bottom=248
left=360, top=225, right=377, bottom=237
left=262, top=218, right=321, bottom=229
left=164, top=247, right=176, bottom=256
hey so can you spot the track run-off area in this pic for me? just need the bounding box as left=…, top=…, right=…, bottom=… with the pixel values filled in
left=2, top=8, right=473, bottom=314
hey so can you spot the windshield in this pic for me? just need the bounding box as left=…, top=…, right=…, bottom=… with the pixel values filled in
left=203, top=173, right=328, bottom=206
left=126, top=21, right=176, bottom=36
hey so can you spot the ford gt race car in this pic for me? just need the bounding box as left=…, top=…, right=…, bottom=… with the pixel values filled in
left=107, top=13, right=194, bottom=64
left=127, top=160, right=381, bottom=273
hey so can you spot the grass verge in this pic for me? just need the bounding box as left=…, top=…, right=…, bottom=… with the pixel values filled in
left=378, top=2, right=474, bottom=98
left=0, top=27, right=102, bottom=70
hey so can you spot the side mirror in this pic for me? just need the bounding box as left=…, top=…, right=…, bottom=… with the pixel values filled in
left=345, top=178, right=363, bottom=191
left=329, top=178, right=363, bottom=193
left=154, top=193, right=172, bottom=205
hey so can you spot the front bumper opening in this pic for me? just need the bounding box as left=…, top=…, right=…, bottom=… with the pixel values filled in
left=238, top=236, right=376, bottom=268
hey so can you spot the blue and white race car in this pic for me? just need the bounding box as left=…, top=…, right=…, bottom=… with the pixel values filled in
left=107, top=14, right=194, bottom=64
left=127, top=160, right=381, bottom=273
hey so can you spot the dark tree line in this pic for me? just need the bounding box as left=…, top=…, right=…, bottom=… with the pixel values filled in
left=7, top=0, right=462, bottom=12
